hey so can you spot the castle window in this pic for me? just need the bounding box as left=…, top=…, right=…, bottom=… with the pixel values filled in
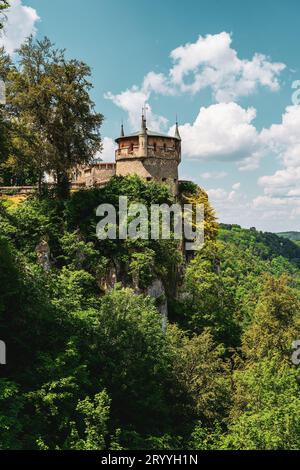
left=163, top=143, right=166, bottom=151
left=146, top=177, right=152, bottom=181
left=174, top=179, right=177, bottom=183
left=153, top=142, right=157, bottom=151
left=130, top=143, right=134, bottom=152
left=162, top=177, right=167, bottom=182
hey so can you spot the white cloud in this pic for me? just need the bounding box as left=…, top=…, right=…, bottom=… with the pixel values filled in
left=0, top=0, right=39, bottom=55
left=97, top=137, right=117, bottom=162
left=254, top=105, right=300, bottom=221
left=260, top=105, right=300, bottom=168
left=207, top=183, right=241, bottom=203
left=205, top=103, right=300, bottom=228
left=207, top=187, right=229, bottom=200
left=259, top=167, right=300, bottom=198
left=201, top=171, right=228, bottom=180
left=173, top=102, right=263, bottom=169
left=169, top=32, right=285, bottom=101
left=103, top=32, right=297, bottom=230
left=206, top=185, right=251, bottom=226
left=143, top=71, right=175, bottom=96
left=105, top=86, right=168, bottom=132
left=105, top=32, right=285, bottom=133
left=252, top=195, right=289, bottom=208
left=251, top=194, right=300, bottom=225
left=204, top=104, right=300, bottom=226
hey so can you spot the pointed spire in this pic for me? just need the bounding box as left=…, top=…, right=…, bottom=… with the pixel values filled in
left=140, top=108, right=147, bottom=135
left=120, top=120, right=124, bottom=137
left=175, top=115, right=181, bottom=140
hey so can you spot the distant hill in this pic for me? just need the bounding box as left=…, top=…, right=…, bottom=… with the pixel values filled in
left=219, top=224, right=300, bottom=270
left=277, top=231, right=300, bottom=241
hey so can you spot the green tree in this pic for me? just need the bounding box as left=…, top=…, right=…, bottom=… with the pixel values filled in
left=0, top=1, right=9, bottom=30
left=0, top=47, right=13, bottom=182
left=242, top=275, right=300, bottom=363
left=223, top=358, right=300, bottom=450
left=168, top=325, right=231, bottom=426
left=10, top=36, right=103, bottom=197
left=223, top=275, right=300, bottom=450
left=175, top=241, right=240, bottom=345
left=69, top=390, right=111, bottom=450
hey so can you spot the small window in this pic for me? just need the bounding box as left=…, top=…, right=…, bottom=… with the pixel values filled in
left=174, top=179, right=177, bottom=183
left=146, top=177, right=152, bottom=181
left=162, top=177, right=167, bottom=182
left=130, top=143, right=134, bottom=152
left=153, top=142, right=157, bottom=151
left=163, top=143, right=166, bottom=151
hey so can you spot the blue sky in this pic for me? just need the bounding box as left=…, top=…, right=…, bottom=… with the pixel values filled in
left=2, top=0, right=300, bottom=232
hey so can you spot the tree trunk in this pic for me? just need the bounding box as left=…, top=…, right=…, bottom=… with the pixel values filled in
left=56, top=170, right=70, bottom=200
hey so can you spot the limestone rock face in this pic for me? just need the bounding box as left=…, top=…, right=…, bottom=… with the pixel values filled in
left=99, top=261, right=119, bottom=292
left=35, top=240, right=51, bottom=272
left=146, top=278, right=168, bottom=332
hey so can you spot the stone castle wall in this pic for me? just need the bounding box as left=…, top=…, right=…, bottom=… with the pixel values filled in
left=73, top=124, right=181, bottom=195
left=115, top=135, right=180, bottom=194
left=74, top=162, right=116, bottom=187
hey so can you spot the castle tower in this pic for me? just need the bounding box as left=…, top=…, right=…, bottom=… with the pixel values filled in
left=115, top=114, right=181, bottom=195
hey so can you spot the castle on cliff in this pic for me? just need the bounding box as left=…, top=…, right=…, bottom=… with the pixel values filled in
left=73, top=113, right=181, bottom=195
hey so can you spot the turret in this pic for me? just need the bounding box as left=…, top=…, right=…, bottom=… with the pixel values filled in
left=114, top=113, right=181, bottom=195
left=138, top=111, right=148, bottom=158
left=175, top=118, right=181, bottom=140
left=174, top=118, right=181, bottom=162
left=120, top=121, right=125, bottom=137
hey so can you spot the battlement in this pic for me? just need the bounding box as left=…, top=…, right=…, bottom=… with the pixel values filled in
left=72, top=114, right=181, bottom=195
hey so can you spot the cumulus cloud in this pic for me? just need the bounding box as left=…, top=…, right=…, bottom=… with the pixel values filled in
left=173, top=102, right=263, bottom=169
left=251, top=194, right=300, bottom=224
left=0, top=0, right=39, bottom=55
left=105, top=32, right=285, bottom=133
left=260, top=105, right=300, bottom=168
left=206, top=187, right=229, bottom=200
left=105, top=86, right=168, bottom=132
left=250, top=103, right=300, bottom=196
left=259, top=167, right=300, bottom=198
left=207, top=183, right=241, bottom=203
left=231, top=105, right=300, bottom=226
left=201, top=171, right=228, bottom=180
left=205, top=183, right=252, bottom=225
left=169, top=32, right=285, bottom=101
left=143, top=71, right=175, bottom=96
left=203, top=104, right=300, bottom=227
left=96, top=137, right=117, bottom=162
left=104, top=31, right=292, bottom=229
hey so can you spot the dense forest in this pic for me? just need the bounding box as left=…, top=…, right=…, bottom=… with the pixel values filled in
left=1, top=8, right=300, bottom=450
left=0, top=180, right=300, bottom=450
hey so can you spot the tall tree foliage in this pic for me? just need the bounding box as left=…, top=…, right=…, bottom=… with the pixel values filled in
left=9, top=37, right=103, bottom=197
left=1, top=173, right=300, bottom=448
left=0, top=48, right=12, bottom=180
left=0, top=1, right=9, bottom=30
